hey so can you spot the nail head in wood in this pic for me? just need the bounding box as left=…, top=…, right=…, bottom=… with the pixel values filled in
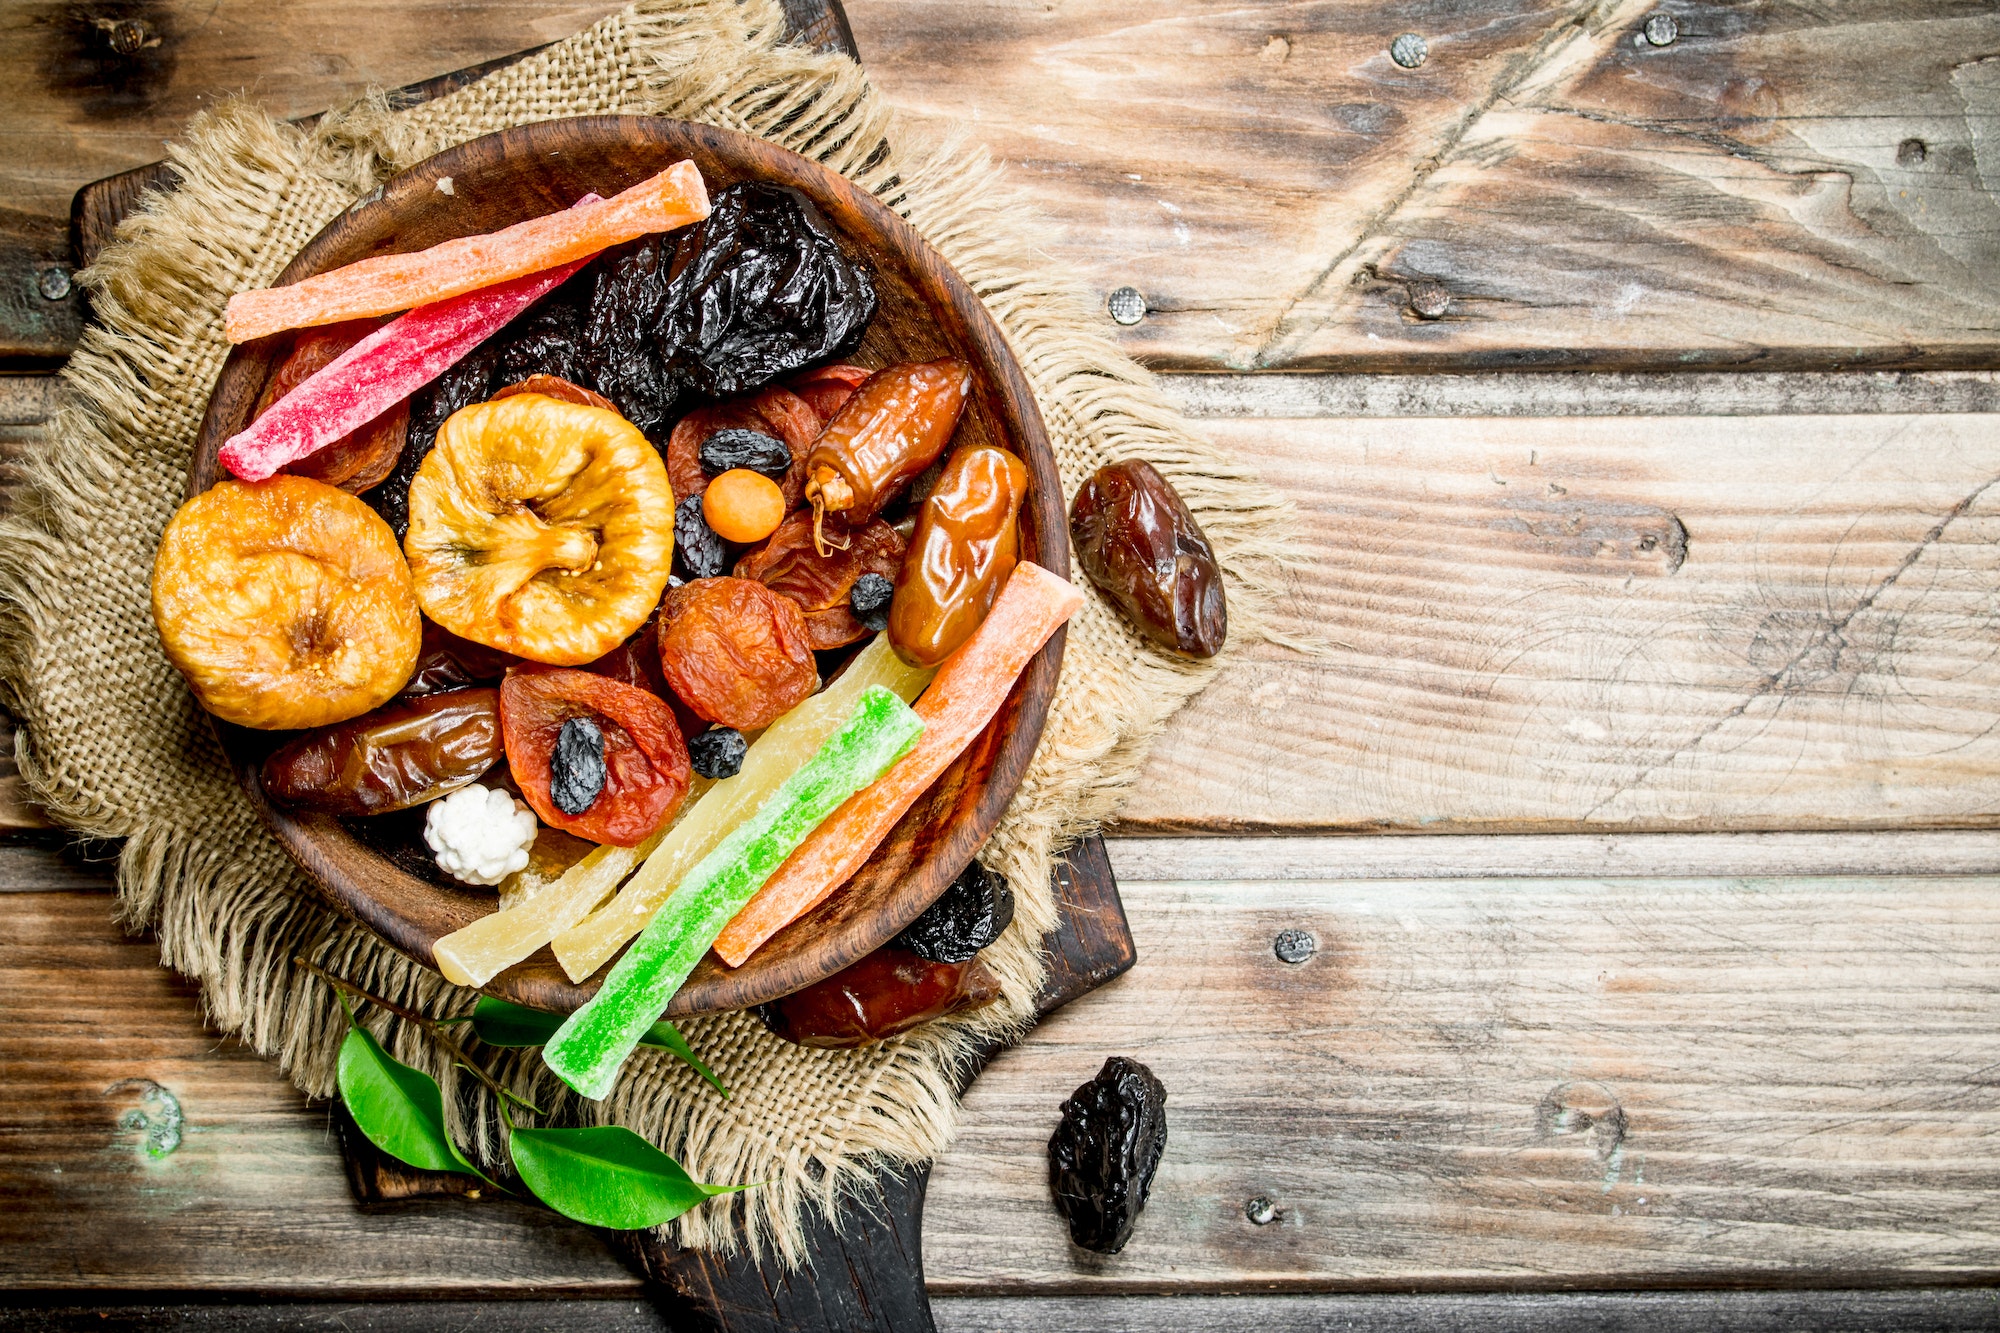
left=38, top=269, right=73, bottom=302
left=1389, top=33, right=1428, bottom=69
left=1245, top=1195, right=1279, bottom=1225
left=1897, top=137, right=1928, bottom=167
left=1107, top=286, right=1147, bottom=326
left=1273, top=929, right=1316, bottom=964
left=1642, top=14, right=1678, bottom=47
left=1408, top=280, right=1450, bottom=320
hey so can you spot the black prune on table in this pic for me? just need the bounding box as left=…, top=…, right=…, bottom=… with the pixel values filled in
left=688, top=726, right=748, bottom=780
left=895, top=859, right=1015, bottom=964
left=849, top=572, right=893, bottom=634
left=700, top=427, right=793, bottom=480
left=663, top=182, right=876, bottom=398
left=674, top=495, right=729, bottom=581
left=550, top=716, right=607, bottom=816
left=1047, top=1056, right=1168, bottom=1255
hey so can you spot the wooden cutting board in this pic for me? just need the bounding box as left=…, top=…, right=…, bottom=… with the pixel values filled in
left=66, top=4, right=1139, bottom=1327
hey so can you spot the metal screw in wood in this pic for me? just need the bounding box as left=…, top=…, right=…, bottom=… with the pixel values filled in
left=1897, top=138, right=1928, bottom=167
left=1408, top=280, right=1451, bottom=320
left=1643, top=14, right=1678, bottom=46
left=1245, top=1195, right=1279, bottom=1225
left=1106, top=286, right=1147, bottom=326
left=38, top=269, right=72, bottom=302
left=1389, top=33, right=1428, bottom=69
left=1273, top=929, right=1316, bottom=964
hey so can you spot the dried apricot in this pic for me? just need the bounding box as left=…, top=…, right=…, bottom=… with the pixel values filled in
left=734, top=511, right=906, bottom=650
left=665, top=385, right=817, bottom=510
left=151, top=476, right=421, bottom=729
left=405, top=393, right=675, bottom=666
left=501, top=667, right=691, bottom=845
left=656, top=577, right=817, bottom=729
left=254, top=322, right=407, bottom=494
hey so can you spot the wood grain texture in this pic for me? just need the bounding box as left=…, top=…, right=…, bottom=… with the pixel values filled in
left=1123, top=412, right=2000, bottom=833
left=849, top=0, right=2000, bottom=371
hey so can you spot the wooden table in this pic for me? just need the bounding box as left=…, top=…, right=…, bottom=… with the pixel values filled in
left=8, top=1, right=2000, bottom=1327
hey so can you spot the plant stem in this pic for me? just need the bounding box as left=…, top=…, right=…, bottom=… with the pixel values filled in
left=293, top=956, right=542, bottom=1116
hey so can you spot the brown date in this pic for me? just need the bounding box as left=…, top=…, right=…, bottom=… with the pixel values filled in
left=261, top=687, right=501, bottom=816
left=888, top=445, right=1027, bottom=667
left=757, top=946, right=1002, bottom=1048
left=656, top=577, right=818, bottom=730
left=401, top=620, right=520, bottom=697
left=734, top=512, right=907, bottom=650
left=1068, top=459, right=1227, bottom=658
left=804, top=360, right=971, bottom=545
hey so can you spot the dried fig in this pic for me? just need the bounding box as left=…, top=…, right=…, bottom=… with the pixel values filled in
left=405, top=392, right=676, bottom=666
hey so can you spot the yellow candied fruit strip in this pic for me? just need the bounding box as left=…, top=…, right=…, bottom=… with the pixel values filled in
left=551, top=635, right=934, bottom=983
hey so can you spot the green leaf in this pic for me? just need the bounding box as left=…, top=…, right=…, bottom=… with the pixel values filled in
left=507, top=1124, right=746, bottom=1229
left=470, top=996, right=728, bottom=1098
left=337, top=1025, right=491, bottom=1186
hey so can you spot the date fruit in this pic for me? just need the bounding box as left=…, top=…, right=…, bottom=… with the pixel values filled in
left=756, top=946, right=1001, bottom=1048
left=402, top=621, right=519, bottom=697
left=804, top=360, right=972, bottom=544
left=733, top=512, right=907, bottom=650
left=655, top=577, right=818, bottom=730
left=894, top=858, right=1015, bottom=964
left=888, top=445, right=1026, bottom=667
left=261, top=687, right=501, bottom=816
left=1069, top=459, right=1227, bottom=658
left=1048, top=1056, right=1168, bottom=1254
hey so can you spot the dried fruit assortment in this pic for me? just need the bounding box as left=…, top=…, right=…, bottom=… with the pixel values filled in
left=151, top=156, right=1121, bottom=1101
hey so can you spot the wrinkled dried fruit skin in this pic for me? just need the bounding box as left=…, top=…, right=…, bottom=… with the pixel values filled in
left=805, top=360, right=972, bottom=528
left=493, top=374, right=619, bottom=413
left=849, top=572, right=893, bottom=633
left=1070, top=460, right=1227, bottom=659
left=701, top=428, right=791, bottom=480
left=758, top=947, right=1001, bottom=1048
left=501, top=668, right=690, bottom=845
left=666, top=386, right=817, bottom=510
left=405, top=394, right=676, bottom=665
left=152, top=477, right=422, bottom=730
left=256, top=321, right=409, bottom=494
left=734, top=512, right=907, bottom=650
left=889, top=445, right=1027, bottom=667
left=656, top=577, right=817, bottom=730
left=673, top=496, right=729, bottom=581
left=785, top=362, right=872, bottom=423
left=663, top=182, right=876, bottom=398
left=580, top=234, right=685, bottom=437
left=402, top=621, right=520, bottom=697
left=687, top=726, right=747, bottom=779
left=894, top=858, right=1015, bottom=964
left=371, top=340, right=503, bottom=539
left=551, top=716, right=608, bottom=815
left=261, top=687, right=501, bottom=816
left=1048, top=1056, right=1168, bottom=1254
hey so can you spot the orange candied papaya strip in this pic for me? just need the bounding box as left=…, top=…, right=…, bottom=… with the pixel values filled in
left=712, top=561, right=1084, bottom=967
left=224, top=161, right=710, bottom=344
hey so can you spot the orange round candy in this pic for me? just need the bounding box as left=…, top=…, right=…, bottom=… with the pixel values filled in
left=151, top=476, right=421, bottom=730
left=702, top=469, right=786, bottom=544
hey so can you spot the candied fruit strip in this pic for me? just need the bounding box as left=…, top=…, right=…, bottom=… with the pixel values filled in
left=224, top=163, right=709, bottom=343
left=551, top=634, right=933, bottom=983
left=543, top=686, right=925, bottom=1099
left=712, top=561, right=1083, bottom=968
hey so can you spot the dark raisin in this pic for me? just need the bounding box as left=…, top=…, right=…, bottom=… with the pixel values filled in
left=895, top=859, right=1014, bottom=963
left=700, top=427, right=793, bottom=480
left=674, top=495, right=729, bottom=580
left=1047, top=1057, right=1168, bottom=1254
left=549, top=716, right=607, bottom=816
left=688, top=726, right=748, bottom=780
left=849, top=572, right=894, bottom=634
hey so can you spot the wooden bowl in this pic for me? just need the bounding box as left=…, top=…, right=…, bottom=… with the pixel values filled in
left=188, top=116, right=1065, bottom=1017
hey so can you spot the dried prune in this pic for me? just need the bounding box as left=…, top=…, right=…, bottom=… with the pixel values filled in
left=656, top=577, right=818, bottom=730
left=701, top=427, right=792, bottom=480
left=501, top=667, right=690, bottom=845
left=674, top=495, right=729, bottom=581
left=757, top=947, right=1001, bottom=1048
left=894, top=859, right=1015, bottom=964
left=888, top=445, right=1026, bottom=667
left=261, top=687, right=501, bottom=816
left=495, top=290, right=589, bottom=388
left=688, top=726, right=747, bottom=780
left=551, top=716, right=607, bottom=815
left=581, top=235, right=685, bottom=435
left=1070, top=460, right=1227, bottom=659
left=662, top=182, right=876, bottom=398
left=1048, top=1057, right=1168, bottom=1255
left=850, top=572, right=893, bottom=633
left=734, top=512, right=906, bottom=650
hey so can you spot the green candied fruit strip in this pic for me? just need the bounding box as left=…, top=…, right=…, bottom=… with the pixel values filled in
left=543, top=685, right=925, bottom=1100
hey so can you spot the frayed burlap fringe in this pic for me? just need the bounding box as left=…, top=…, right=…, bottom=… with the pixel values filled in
left=0, top=0, right=1300, bottom=1264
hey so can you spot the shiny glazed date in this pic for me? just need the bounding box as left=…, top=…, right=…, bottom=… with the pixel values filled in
left=655, top=577, right=818, bottom=730
left=888, top=445, right=1027, bottom=667
left=804, top=360, right=972, bottom=543
left=1068, top=459, right=1227, bottom=658
left=756, top=946, right=1002, bottom=1048
left=261, top=687, right=501, bottom=816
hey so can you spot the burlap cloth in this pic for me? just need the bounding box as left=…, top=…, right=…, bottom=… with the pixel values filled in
left=0, top=0, right=1294, bottom=1260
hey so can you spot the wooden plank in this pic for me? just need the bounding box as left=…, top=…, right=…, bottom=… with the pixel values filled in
left=924, top=868, right=2000, bottom=1291
left=850, top=0, right=2000, bottom=372
left=1122, top=412, right=2000, bottom=833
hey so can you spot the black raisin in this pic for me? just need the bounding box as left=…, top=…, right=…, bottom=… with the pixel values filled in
left=895, top=859, right=1014, bottom=964
left=550, top=716, right=607, bottom=816
left=688, top=726, right=747, bottom=780
left=849, top=572, right=894, bottom=634
left=700, top=428, right=793, bottom=480
left=1047, top=1057, right=1168, bottom=1255
left=674, top=495, right=729, bottom=580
